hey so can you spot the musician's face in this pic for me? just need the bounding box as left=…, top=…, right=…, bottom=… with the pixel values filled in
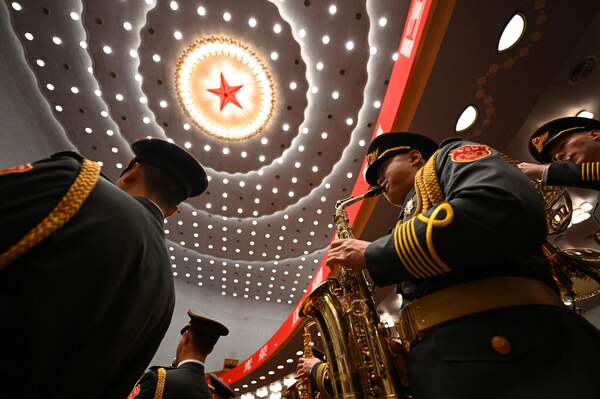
left=377, top=150, right=423, bottom=207
left=548, top=130, right=600, bottom=163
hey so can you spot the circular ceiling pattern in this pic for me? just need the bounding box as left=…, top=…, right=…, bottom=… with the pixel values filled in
left=6, top=0, right=407, bottom=304
left=175, top=35, right=276, bottom=141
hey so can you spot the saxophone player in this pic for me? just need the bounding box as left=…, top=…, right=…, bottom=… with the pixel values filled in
left=324, top=131, right=600, bottom=399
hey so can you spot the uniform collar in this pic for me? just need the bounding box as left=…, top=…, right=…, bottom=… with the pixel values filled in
left=177, top=359, right=205, bottom=368
left=134, top=196, right=164, bottom=222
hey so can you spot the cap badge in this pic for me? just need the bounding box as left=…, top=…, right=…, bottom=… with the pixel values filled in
left=531, top=131, right=549, bottom=153
left=367, top=148, right=379, bottom=165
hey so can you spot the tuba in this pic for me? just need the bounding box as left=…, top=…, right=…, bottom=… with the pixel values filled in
left=299, top=186, right=407, bottom=399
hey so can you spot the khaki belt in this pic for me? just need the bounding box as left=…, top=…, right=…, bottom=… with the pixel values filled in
left=396, top=277, right=563, bottom=352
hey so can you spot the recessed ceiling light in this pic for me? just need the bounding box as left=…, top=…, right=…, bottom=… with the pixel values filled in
left=223, top=11, right=231, bottom=21
left=129, top=49, right=137, bottom=57
left=203, top=144, right=211, bottom=152
left=392, top=52, right=399, bottom=61
left=270, top=51, right=279, bottom=60
left=321, top=132, right=328, bottom=139
left=69, top=11, right=80, bottom=20
left=11, top=2, right=22, bottom=11
left=139, top=96, right=147, bottom=103
left=152, top=54, right=161, bottom=62
left=123, top=21, right=132, bottom=31
left=312, top=166, right=319, bottom=173
left=183, top=123, right=191, bottom=130
left=373, top=100, right=382, bottom=108
left=241, top=151, right=247, bottom=158
left=159, top=100, right=168, bottom=108
left=345, top=117, right=354, bottom=125
left=248, top=17, right=257, bottom=27
left=576, top=110, right=594, bottom=119
left=197, top=6, right=206, bottom=16
left=455, top=105, right=478, bottom=132
left=80, top=41, right=88, bottom=49
left=311, top=86, right=319, bottom=94
left=331, top=91, right=339, bottom=99
left=24, top=32, right=33, bottom=40
left=173, top=30, right=183, bottom=40
left=222, top=147, right=230, bottom=155
left=55, top=105, right=63, bottom=112
left=169, top=1, right=178, bottom=11
left=378, top=17, right=388, bottom=27
left=316, top=62, right=324, bottom=70
left=321, top=35, right=330, bottom=44
left=370, top=46, right=378, bottom=55
left=96, top=90, right=102, bottom=97
left=358, top=139, right=366, bottom=147
left=103, top=45, right=112, bottom=54
left=298, top=28, right=306, bottom=38
left=46, top=83, right=54, bottom=91
left=345, top=40, right=354, bottom=51
left=115, top=93, right=124, bottom=101
left=498, top=13, right=526, bottom=52
left=273, top=23, right=282, bottom=33
left=283, top=123, right=290, bottom=131
left=289, top=81, right=297, bottom=90
left=328, top=4, right=337, bottom=14
left=70, top=87, right=79, bottom=94
left=36, top=59, right=45, bottom=67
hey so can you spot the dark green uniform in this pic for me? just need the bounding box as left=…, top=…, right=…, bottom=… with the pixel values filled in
left=130, top=363, right=211, bottom=399
left=0, top=153, right=175, bottom=398
left=363, top=136, right=600, bottom=398
left=545, top=162, right=600, bottom=190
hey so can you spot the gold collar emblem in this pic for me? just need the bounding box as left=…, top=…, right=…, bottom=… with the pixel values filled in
left=404, top=198, right=414, bottom=216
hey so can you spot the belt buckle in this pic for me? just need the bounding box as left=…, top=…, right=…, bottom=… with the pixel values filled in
left=396, top=308, right=418, bottom=352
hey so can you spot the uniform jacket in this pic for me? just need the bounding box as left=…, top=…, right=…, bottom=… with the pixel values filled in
left=131, top=362, right=211, bottom=399
left=0, top=153, right=175, bottom=398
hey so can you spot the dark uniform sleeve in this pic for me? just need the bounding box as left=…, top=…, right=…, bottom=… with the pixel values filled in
left=365, top=142, right=547, bottom=285
left=309, top=362, right=333, bottom=397
left=128, top=370, right=158, bottom=399
left=546, top=162, right=600, bottom=190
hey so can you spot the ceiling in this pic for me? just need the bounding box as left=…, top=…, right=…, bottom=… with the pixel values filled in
left=5, top=0, right=406, bottom=304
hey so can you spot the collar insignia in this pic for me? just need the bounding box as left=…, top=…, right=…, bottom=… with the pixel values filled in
left=404, top=198, right=414, bottom=216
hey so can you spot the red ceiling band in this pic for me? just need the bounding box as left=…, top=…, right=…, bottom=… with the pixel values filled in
left=221, top=0, right=433, bottom=385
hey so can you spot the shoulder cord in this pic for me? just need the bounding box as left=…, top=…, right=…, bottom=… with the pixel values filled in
left=0, top=159, right=101, bottom=270
left=155, top=368, right=167, bottom=399
left=414, top=150, right=443, bottom=215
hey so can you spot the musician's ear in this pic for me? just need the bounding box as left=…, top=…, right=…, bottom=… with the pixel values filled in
left=407, top=150, right=423, bottom=166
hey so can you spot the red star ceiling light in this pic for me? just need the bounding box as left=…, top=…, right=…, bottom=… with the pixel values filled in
left=175, top=35, right=276, bottom=140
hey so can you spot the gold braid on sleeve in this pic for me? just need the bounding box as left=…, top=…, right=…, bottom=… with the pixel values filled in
left=0, top=159, right=101, bottom=270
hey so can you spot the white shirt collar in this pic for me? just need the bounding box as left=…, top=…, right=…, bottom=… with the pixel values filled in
left=178, top=359, right=204, bottom=368
left=146, top=198, right=164, bottom=218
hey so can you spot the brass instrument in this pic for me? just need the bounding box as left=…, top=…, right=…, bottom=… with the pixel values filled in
left=501, top=154, right=600, bottom=303
left=283, top=323, right=318, bottom=399
left=299, top=186, right=406, bottom=399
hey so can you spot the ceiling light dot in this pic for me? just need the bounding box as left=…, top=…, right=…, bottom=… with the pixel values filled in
left=84, top=127, right=92, bottom=134
left=289, top=81, right=297, bottom=90
left=223, top=11, right=231, bottom=21
left=270, top=51, right=279, bottom=61
left=36, top=59, right=45, bottom=67
left=311, top=86, right=319, bottom=94
left=370, top=46, right=378, bottom=55
left=358, top=139, right=366, bottom=147
left=373, top=100, right=382, bottom=109
left=129, top=49, right=137, bottom=58
left=115, top=93, right=124, bottom=101
left=152, top=54, right=161, bottom=62
left=282, top=123, right=290, bottom=131
left=331, top=91, right=339, bottom=100
left=55, top=105, right=63, bottom=112
left=256, top=184, right=262, bottom=190
left=298, top=28, right=306, bottom=38
left=111, top=147, right=118, bottom=154
left=183, top=123, right=191, bottom=131
left=248, top=17, right=257, bottom=27
left=206, top=203, right=212, bottom=209
left=392, top=52, right=399, bottom=61
left=95, top=90, right=102, bottom=97
left=321, top=132, right=328, bottom=139
left=106, top=129, right=114, bottom=136
left=260, top=138, right=269, bottom=145
left=135, top=74, right=142, bottom=82
left=345, top=40, right=354, bottom=51
left=204, top=144, right=211, bottom=151
left=123, top=21, right=132, bottom=31
left=139, top=96, right=147, bottom=104
left=52, top=36, right=63, bottom=45
left=184, top=142, right=192, bottom=149
left=294, top=162, right=301, bottom=168
left=46, top=83, right=54, bottom=91
left=455, top=105, right=478, bottom=132
left=69, top=11, right=80, bottom=20
left=498, top=13, right=526, bottom=52
left=576, top=110, right=594, bottom=119
left=241, top=151, right=247, bottom=158
left=222, top=147, right=230, bottom=155
left=328, top=4, right=337, bottom=14
left=273, top=23, right=282, bottom=33
left=316, top=62, right=324, bottom=70
left=346, top=117, right=354, bottom=125
left=11, top=2, right=22, bottom=11
left=80, top=41, right=88, bottom=49
left=298, top=145, right=304, bottom=152
left=346, top=172, right=353, bottom=179
left=169, top=1, right=179, bottom=11
left=70, top=87, right=79, bottom=94
left=321, top=35, right=330, bottom=45
left=24, top=32, right=33, bottom=41
left=159, top=100, right=168, bottom=108
left=312, top=166, right=319, bottom=173
left=379, top=17, right=388, bottom=27
left=102, top=45, right=112, bottom=54
left=173, top=30, right=183, bottom=40
left=291, top=177, right=298, bottom=183
left=197, top=6, right=206, bottom=16
left=239, top=181, right=246, bottom=187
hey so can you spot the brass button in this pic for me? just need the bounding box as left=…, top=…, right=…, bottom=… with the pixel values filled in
left=491, top=336, right=512, bottom=355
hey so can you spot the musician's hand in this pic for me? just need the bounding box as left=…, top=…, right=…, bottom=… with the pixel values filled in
left=326, top=239, right=370, bottom=274
left=296, top=357, right=320, bottom=380
left=517, top=162, right=545, bottom=180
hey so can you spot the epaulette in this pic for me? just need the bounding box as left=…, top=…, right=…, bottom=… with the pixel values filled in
left=51, top=151, right=85, bottom=163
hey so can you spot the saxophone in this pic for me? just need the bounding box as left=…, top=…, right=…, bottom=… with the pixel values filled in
left=299, top=186, right=406, bottom=399
left=283, top=323, right=318, bottom=399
